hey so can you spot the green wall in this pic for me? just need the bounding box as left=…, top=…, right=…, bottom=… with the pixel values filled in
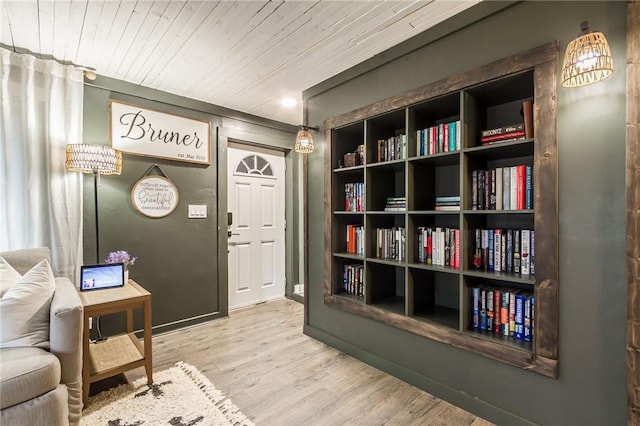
left=83, top=77, right=297, bottom=333
left=304, top=2, right=627, bottom=424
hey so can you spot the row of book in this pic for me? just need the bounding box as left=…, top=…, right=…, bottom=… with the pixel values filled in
left=342, top=264, right=364, bottom=297
left=344, top=182, right=364, bottom=212
left=472, top=228, right=534, bottom=275
left=471, top=165, right=533, bottom=211
left=416, top=227, right=460, bottom=268
left=471, top=286, right=534, bottom=342
left=384, top=196, right=406, bottom=212
left=416, top=120, right=461, bottom=156
left=375, top=227, right=406, bottom=261
left=435, top=195, right=460, bottom=212
left=345, top=224, right=364, bottom=255
left=377, top=134, right=407, bottom=163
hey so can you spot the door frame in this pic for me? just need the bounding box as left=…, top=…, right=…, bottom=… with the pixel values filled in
left=217, top=127, right=297, bottom=316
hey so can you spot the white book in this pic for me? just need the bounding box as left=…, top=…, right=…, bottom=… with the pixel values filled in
left=503, top=167, right=510, bottom=210
left=433, top=228, right=440, bottom=265
left=521, top=230, right=531, bottom=275
left=439, top=228, right=445, bottom=267
left=496, top=167, right=503, bottom=210
left=510, top=166, right=518, bottom=210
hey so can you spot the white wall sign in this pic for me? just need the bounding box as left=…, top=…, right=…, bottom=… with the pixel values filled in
left=131, top=176, right=179, bottom=218
left=109, top=100, right=211, bottom=165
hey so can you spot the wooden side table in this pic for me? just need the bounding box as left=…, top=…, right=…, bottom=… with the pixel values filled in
left=79, top=279, right=152, bottom=406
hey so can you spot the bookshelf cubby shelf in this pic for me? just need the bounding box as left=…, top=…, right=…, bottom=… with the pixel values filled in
left=324, top=42, right=559, bottom=378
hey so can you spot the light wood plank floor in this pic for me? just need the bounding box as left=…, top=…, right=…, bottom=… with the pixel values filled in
left=117, top=298, right=493, bottom=426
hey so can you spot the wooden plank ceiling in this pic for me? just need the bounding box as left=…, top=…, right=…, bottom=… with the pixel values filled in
left=0, top=0, right=479, bottom=125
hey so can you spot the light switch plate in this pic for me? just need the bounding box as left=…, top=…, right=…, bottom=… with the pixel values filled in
left=188, top=204, right=207, bottom=218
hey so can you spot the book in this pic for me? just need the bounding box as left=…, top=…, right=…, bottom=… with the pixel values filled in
left=521, top=230, right=531, bottom=275
left=522, top=100, right=534, bottom=139
left=524, top=292, right=533, bottom=342
left=435, top=195, right=461, bottom=203
left=500, top=290, right=510, bottom=336
left=474, top=229, right=482, bottom=269
left=449, top=121, right=456, bottom=152
left=444, top=229, right=451, bottom=267
left=454, top=229, right=460, bottom=269
left=503, top=167, right=510, bottom=210
left=472, top=170, right=478, bottom=210
left=510, top=166, right=517, bottom=210
left=509, top=290, right=517, bottom=337
left=516, top=165, right=525, bottom=210
left=530, top=230, right=535, bottom=275
left=481, top=130, right=526, bottom=144
left=487, top=229, right=494, bottom=272
left=493, top=288, right=502, bottom=334
left=486, top=287, right=494, bottom=331
left=426, top=228, right=433, bottom=265
left=434, top=205, right=460, bottom=211
left=506, top=229, right=513, bottom=273
left=481, top=123, right=525, bottom=138
left=493, top=229, right=502, bottom=272
left=489, top=169, right=497, bottom=210
left=472, top=287, right=481, bottom=329
left=443, top=122, right=450, bottom=153
left=481, top=229, right=489, bottom=270
left=525, top=165, right=533, bottom=209
left=513, top=230, right=521, bottom=274
left=500, top=232, right=507, bottom=272
left=484, top=170, right=490, bottom=210
left=514, top=292, right=525, bottom=340
left=496, top=167, right=503, bottom=210
left=479, top=287, right=487, bottom=331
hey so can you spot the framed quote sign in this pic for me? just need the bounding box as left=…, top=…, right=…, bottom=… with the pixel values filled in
left=109, top=100, right=211, bottom=165
left=131, top=175, right=179, bottom=218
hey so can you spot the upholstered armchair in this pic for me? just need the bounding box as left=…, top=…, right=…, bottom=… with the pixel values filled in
left=0, top=248, right=83, bottom=426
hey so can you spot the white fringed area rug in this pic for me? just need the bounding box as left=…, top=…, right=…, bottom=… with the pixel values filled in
left=81, top=362, right=254, bottom=426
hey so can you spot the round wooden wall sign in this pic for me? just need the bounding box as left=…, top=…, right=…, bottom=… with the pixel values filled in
left=131, top=175, right=179, bottom=218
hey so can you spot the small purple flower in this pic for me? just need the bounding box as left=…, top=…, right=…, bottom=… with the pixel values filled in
left=105, top=250, right=137, bottom=268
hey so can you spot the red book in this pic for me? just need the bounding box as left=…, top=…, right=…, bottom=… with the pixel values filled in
left=516, top=165, right=526, bottom=210
left=431, top=126, right=437, bottom=155
left=443, top=123, right=449, bottom=152
left=493, top=288, right=502, bottom=334
left=454, top=229, right=460, bottom=269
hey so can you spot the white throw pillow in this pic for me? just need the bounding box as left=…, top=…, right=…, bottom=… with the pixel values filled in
left=0, top=259, right=55, bottom=349
left=0, top=256, right=22, bottom=297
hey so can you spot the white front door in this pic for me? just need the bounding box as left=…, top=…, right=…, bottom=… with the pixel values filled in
left=227, top=143, right=286, bottom=310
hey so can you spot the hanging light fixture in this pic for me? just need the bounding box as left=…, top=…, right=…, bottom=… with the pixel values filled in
left=65, top=144, right=122, bottom=263
left=561, top=20, right=613, bottom=88
left=295, top=125, right=319, bottom=154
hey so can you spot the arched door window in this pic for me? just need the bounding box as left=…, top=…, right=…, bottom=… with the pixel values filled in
left=234, top=155, right=275, bottom=179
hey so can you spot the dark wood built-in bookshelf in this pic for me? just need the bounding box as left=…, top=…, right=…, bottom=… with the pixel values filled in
left=324, top=42, right=559, bottom=378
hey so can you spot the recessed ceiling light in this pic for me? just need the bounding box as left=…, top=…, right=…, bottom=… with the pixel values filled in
left=281, top=97, right=297, bottom=107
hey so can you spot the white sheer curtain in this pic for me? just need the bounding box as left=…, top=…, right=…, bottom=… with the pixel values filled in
left=0, top=48, right=83, bottom=280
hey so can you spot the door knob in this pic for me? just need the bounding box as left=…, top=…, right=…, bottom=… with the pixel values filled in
left=227, top=230, right=240, bottom=237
